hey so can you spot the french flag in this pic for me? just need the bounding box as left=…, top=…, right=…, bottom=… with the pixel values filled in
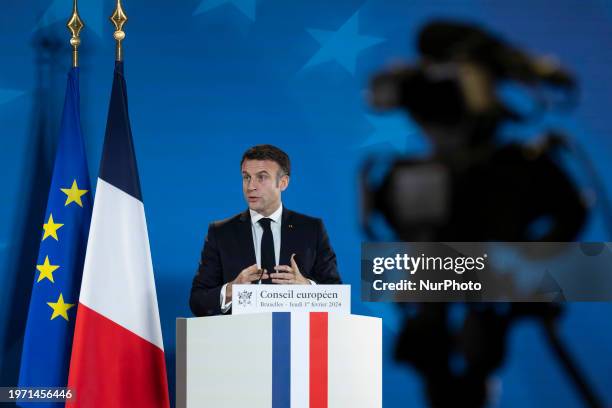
left=66, top=62, right=170, bottom=407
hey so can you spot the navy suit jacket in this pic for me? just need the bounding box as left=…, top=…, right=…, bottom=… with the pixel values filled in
left=190, top=208, right=342, bottom=316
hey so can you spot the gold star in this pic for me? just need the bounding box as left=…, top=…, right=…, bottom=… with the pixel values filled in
left=47, top=293, right=75, bottom=321
left=42, top=213, right=63, bottom=241
left=36, top=256, right=59, bottom=283
left=60, top=180, right=88, bottom=207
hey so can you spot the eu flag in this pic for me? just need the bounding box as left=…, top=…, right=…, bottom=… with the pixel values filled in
left=18, top=68, right=92, bottom=404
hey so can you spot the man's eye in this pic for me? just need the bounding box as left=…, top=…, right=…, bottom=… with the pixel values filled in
left=243, top=176, right=250, bottom=181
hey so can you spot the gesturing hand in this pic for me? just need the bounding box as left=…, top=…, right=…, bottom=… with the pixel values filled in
left=270, top=254, right=310, bottom=284
left=227, top=264, right=268, bottom=301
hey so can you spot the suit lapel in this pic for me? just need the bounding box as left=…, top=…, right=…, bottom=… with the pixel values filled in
left=237, top=210, right=256, bottom=268
left=279, top=208, right=297, bottom=266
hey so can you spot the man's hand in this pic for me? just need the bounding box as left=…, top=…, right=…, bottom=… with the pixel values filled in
left=227, top=264, right=268, bottom=301
left=271, top=254, right=310, bottom=284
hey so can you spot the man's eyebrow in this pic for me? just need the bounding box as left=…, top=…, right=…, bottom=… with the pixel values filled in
left=242, top=170, right=271, bottom=176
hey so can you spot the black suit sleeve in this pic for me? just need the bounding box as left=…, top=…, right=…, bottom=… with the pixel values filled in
left=189, top=223, right=223, bottom=316
left=311, top=219, right=342, bottom=284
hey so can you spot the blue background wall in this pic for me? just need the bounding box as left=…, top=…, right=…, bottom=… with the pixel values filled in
left=1, top=0, right=612, bottom=406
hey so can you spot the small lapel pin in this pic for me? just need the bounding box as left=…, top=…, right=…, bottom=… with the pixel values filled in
left=288, top=224, right=294, bottom=229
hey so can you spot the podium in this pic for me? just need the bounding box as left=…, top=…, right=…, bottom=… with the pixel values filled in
left=176, top=312, right=382, bottom=408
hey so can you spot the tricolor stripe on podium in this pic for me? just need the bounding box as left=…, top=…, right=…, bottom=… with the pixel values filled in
left=269, top=312, right=375, bottom=408
left=271, top=313, right=329, bottom=408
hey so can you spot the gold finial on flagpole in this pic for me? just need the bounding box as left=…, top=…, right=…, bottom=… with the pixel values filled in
left=66, top=0, right=84, bottom=68
left=110, top=0, right=128, bottom=62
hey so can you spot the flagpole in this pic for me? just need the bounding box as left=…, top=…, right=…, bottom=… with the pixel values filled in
left=66, top=0, right=84, bottom=68
left=110, top=0, right=128, bottom=62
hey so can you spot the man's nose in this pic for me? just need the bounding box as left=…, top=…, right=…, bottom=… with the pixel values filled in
left=247, top=178, right=257, bottom=190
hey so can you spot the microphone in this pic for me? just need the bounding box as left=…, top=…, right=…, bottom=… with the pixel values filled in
left=255, top=267, right=265, bottom=284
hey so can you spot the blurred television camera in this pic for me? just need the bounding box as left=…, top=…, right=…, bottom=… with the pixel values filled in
left=361, top=21, right=608, bottom=408
left=362, top=20, right=588, bottom=242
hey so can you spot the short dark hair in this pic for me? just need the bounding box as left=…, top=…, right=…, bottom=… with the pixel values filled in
left=241, top=144, right=291, bottom=177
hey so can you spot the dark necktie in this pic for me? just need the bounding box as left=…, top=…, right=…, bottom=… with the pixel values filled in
left=258, top=218, right=275, bottom=284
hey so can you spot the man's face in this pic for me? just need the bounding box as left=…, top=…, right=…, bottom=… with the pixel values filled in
left=242, top=159, right=289, bottom=216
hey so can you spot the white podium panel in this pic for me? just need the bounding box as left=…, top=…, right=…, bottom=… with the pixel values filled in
left=177, top=314, right=272, bottom=408
left=328, top=313, right=382, bottom=407
left=176, top=312, right=381, bottom=408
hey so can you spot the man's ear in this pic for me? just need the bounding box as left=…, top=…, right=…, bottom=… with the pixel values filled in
left=279, top=175, right=289, bottom=191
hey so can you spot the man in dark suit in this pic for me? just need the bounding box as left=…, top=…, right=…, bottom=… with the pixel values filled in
left=190, top=144, right=342, bottom=316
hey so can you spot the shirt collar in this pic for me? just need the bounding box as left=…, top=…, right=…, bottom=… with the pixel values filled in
left=250, top=203, right=283, bottom=225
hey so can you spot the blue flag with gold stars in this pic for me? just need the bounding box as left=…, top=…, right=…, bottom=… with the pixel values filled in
left=18, top=68, right=92, bottom=400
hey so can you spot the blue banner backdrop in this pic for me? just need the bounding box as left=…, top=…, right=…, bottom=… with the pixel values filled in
left=1, top=1, right=612, bottom=407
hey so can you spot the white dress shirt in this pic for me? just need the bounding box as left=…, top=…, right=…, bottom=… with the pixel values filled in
left=249, top=204, right=284, bottom=268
